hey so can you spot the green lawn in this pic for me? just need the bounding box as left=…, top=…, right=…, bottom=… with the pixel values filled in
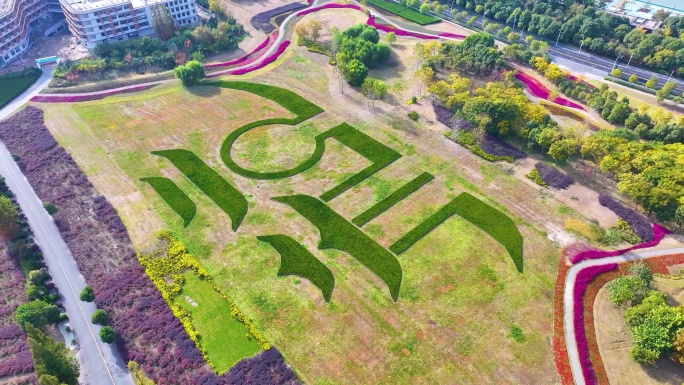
left=174, top=271, right=262, bottom=372
left=0, top=69, right=42, bottom=108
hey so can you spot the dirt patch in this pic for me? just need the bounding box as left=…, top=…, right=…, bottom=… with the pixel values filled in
left=185, top=295, right=199, bottom=307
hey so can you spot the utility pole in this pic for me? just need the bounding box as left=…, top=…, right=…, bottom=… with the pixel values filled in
left=578, top=37, right=585, bottom=52
left=626, top=53, right=633, bottom=68
left=611, top=55, right=623, bottom=70
left=667, top=69, right=675, bottom=83
left=555, top=29, right=562, bottom=47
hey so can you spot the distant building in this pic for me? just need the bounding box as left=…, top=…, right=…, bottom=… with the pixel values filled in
left=604, top=0, right=684, bottom=31
left=59, top=0, right=198, bottom=49
left=0, top=0, right=62, bottom=64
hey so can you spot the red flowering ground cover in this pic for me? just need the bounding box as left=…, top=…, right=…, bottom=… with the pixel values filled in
left=515, top=72, right=585, bottom=110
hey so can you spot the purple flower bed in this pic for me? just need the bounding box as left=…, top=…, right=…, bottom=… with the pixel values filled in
left=251, top=2, right=307, bottom=33
left=515, top=72, right=585, bottom=111
left=296, top=3, right=362, bottom=16
left=535, top=162, right=574, bottom=189
left=205, top=35, right=272, bottom=69
left=598, top=194, right=653, bottom=242
left=31, top=84, right=156, bottom=103
left=573, top=263, right=617, bottom=385
left=228, top=40, right=291, bottom=76
left=0, top=107, right=299, bottom=385
left=570, top=223, right=670, bottom=264
left=480, top=135, right=527, bottom=159
left=366, top=16, right=438, bottom=39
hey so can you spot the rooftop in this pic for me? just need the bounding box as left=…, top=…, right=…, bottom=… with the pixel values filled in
left=1, top=0, right=15, bottom=18
left=605, top=0, right=684, bottom=20
left=61, top=0, right=166, bottom=13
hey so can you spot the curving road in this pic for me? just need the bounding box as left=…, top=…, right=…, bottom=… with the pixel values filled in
left=0, top=72, right=134, bottom=385
left=563, top=246, right=684, bottom=385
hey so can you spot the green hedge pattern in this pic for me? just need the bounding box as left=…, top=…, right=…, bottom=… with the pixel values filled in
left=257, top=234, right=335, bottom=302
left=274, top=194, right=402, bottom=301
left=367, top=0, right=440, bottom=25
left=140, top=177, right=197, bottom=227
left=151, top=149, right=247, bottom=231
left=389, top=192, right=523, bottom=272
left=352, top=172, right=434, bottom=226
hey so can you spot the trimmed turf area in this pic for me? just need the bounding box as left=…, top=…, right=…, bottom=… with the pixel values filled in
left=150, top=149, right=247, bottom=231
left=174, top=271, right=262, bottom=371
left=352, top=172, right=434, bottom=226
left=274, top=194, right=402, bottom=301
left=257, top=234, right=335, bottom=302
left=367, top=0, right=440, bottom=25
left=390, top=192, right=523, bottom=273
left=0, top=68, right=41, bottom=108
left=140, top=177, right=196, bottom=227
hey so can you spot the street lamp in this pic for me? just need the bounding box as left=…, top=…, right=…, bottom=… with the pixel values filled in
left=555, top=29, right=563, bottom=47
left=626, top=53, right=633, bottom=68
left=612, top=55, right=623, bottom=70
left=578, top=37, right=585, bottom=52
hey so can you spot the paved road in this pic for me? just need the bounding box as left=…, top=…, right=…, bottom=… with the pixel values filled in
left=563, top=246, right=684, bottom=385
left=0, top=72, right=134, bottom=385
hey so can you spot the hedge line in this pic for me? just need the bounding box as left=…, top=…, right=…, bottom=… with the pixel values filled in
left=319, top=123, right=402, bottom=201
left=140, top=177, right=196, bottom=227
left=257, top=234, right=335, bottom=302
left=352, top=172, right=434, bottom=226
left=273, top=194, right=402, bottom=301
left=151, top=149, right=247, bottom=231
left=389, top=192, right=523, bottom=272
left=366, top=0, right=440, bottom=25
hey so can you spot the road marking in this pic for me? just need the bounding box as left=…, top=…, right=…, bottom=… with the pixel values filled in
left=0, top=153, right=117, bottom=385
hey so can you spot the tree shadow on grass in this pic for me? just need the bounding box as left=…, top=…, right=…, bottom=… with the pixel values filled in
left=185, top=85, right=221, bottom=97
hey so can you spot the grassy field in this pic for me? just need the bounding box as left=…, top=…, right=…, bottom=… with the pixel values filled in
left=39, top=40, right=571, bottom=384
left=0, top=69, right=41, bottom=108
left=174, top=271, right=262, bottom=371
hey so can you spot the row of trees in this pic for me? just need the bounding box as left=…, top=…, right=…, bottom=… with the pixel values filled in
left=335, top=24, right=392, bottom=86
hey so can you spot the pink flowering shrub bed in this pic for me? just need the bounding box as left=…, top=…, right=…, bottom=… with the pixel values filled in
left=205, top=35, right=273, bottom=69
left=31, top=84, right=156, bottom=103
left=438, top=32, right=466, bottom=39
left=570, top=224, right=670, bottom=264
left=515, top=72, right=585, bottom=111
left=366, top=16, right=438, bottom=39
left=0, top=107, right=299, bottom=384
left=573, top=263, right=618, bottom=385
left=296, top=3, right=362, bottom=16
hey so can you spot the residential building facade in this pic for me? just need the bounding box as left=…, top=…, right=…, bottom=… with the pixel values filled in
left=60, top=0, right=197, bottom=49
left=0, top=0, right=53, bottom=64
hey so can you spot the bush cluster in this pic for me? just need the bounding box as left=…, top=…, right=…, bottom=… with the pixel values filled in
left=449, top=131, right=515, bottom=163
left=534, top=162, right=574, bottom=189
left=525, top=168, right=546, bottom=187
left=598, top=194, right=653, bottom=242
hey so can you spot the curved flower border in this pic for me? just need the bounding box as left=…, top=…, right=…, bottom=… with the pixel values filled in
left=570, top=224, right=671, bottom=264
left=515, top=72, right=585, bottom=111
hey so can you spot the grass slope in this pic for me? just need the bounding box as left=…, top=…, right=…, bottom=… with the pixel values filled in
left=367, top=0, right=440, bottom=25
left=352, top=172, right=434, bottom=226
left=174, top=271, right=262, bottom=372
left=140, top=177, right=196, bottom=227
left=257, top=234, right=335, bottom=302
left=273, top=194, right=402, bottom=301
left=0, top=69, right=41, bottom=108
left=151, top=149, right=247, bottom=231
left=390, top=192, right=523, bottom=272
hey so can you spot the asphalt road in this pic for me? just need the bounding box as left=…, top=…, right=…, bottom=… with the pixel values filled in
left=0, top=71, right=134, bottom=385
left=563, top=246, right=684, bottom=385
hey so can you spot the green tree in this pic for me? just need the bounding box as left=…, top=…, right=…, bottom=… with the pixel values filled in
left=419, top=3, right=430, bottom=13
left=26, top=324, right=79, bottom=385
left=192, top=51, right=205, bottom=63
left=547, top=138, right=576, bottom=162
left=385, top=31, right=397, bottom=45
left=340, top=58, right=368, bottom=86
left=391, top=81, right=406, bottom=103
left=608, top=276, right=647, bottom=306
left=656, top=81, right=676, bottom=103
left=629, top=73, right=638, bottom=83
left=151, top=4, right=176, bottom=41
left=99, top=326, right=116, bottom=344
left=174, top=60, right=205, bottom=87
left=91, top=309, right=109, bottom=326
left=629, top=261, right=653, bottom=287
left=0, top=195, right=18, bottom=240
left=645, top=75, right=658, bottom=89
left=610, top=68, right=622, bottom=77
left=38, top=374, right=64, bottom=385
left=79, top=286, right=95, bottom=302
left=15, top=300, right=61, bottom=330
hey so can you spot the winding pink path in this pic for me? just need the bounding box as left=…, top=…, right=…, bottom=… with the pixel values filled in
left=516, top=72, right=585, bottom=110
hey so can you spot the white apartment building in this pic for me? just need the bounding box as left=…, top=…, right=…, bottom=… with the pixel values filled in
left=0, top=0, right=55, bottom=64
left=59, top=0, right=197, bottom=48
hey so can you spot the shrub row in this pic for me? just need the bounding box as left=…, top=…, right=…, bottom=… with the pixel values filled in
left=479, top=135, right=527, bottom=159
left=535, top=162, right=574, bottom=189
left=0, top=68, right=42, bottom=109
left=570, top=224, right=670, bottom=264
left=274, top=194, right=403, bottom=301
left=449, top=131, right=515, bottom=163
left=352, top=172, right=434, bottom=226
left=390, top=192, right=523, bottom=272
left=0, top=107, right=298, bottom=384
left=297, top=36, right=331, bottom=57
left=366, top=0, right=440, bottom=25
left=138, top=232, right=270, bottom=373
left=525, top=168, right=547, bottom=187
left=140, top=177, right=196, bottom=227
left=257, top=234, right=335, bottom=302
left=151, top=150, right=247, bottom=231
left=598, top=194, right=652, bottom=242
left=250, top=3, right=307, bottom=33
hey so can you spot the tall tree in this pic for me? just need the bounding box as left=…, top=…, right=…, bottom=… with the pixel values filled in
left=0, top=194, right=18, bottom=239
left=26, top=324, right=79, bottom=385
